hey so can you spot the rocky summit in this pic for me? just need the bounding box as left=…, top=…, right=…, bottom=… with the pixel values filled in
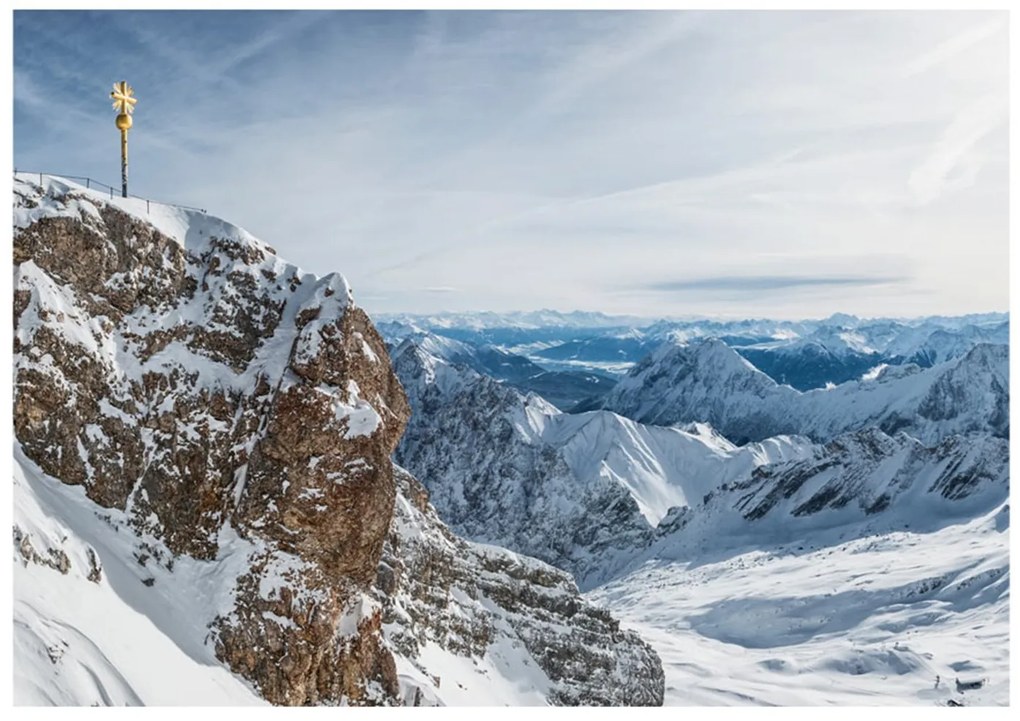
left=11, top=175, right=664, bottom=706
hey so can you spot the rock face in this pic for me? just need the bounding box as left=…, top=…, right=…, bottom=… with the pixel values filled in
left=377, top=468, right=664, bottom=705
left=14, top=175, right=408, bottom=704
left=12, top=175, right=663, bottom=706
left=601, top=337, right=1009, bottom=445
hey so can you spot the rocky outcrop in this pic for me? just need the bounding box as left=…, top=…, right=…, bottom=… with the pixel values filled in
left=12, top=175, right=664, bottom=706
left=377, top=467, right=664, bottom=705
left=14, top=175, right=409, bottom=703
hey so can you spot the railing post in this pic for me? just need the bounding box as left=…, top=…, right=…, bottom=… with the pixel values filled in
left=146, top=199, right=150, bottom=214
left=86, top=178, right=90, bottom=189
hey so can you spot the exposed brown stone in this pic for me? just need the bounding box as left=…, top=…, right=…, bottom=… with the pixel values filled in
left=14, top=181, right=410, bottom=703
left=213, top=554, right=399, bottom=705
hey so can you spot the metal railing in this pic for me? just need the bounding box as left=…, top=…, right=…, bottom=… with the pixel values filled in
left=13, top=169, right=207, bottom=214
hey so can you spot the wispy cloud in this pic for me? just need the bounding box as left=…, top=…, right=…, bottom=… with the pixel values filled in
left=13, top=10, right=1008, bottom=319
left=908, top=93, right=1008, bottom=205
left=901, top=17, right=1005, bottom=77
left=640, top=275, right=908, bottom=293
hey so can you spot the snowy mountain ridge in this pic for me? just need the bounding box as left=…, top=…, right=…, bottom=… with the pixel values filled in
left=591, top=426, right=1009, bottom=705
left=392, top=335, right=814, bottom=586
left=381, top=310, right=1008, bottom=393
left=601, top=336, right=1008, bottom=444
left=376, top=309, right=658, bottom=330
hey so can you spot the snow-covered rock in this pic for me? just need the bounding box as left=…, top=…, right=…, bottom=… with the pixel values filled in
left=13, top=446, right=266, bottom=706
left=392, top=337, right=812, bottom=587
left=645, top=428, right=1009, bottom=559
left=12, top=174, right=663, bottom=706
left=391, top=339, right=652, bottom=586
left=15, top=173, right=408, bottom=704
left=377, top=467, right=663, bottom=705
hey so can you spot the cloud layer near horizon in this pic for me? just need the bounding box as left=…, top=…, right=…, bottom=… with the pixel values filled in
left=14, top=10, right=1008, bottom=318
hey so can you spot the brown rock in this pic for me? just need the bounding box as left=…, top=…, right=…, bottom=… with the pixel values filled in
left=14, top=180, right=410, bottom=704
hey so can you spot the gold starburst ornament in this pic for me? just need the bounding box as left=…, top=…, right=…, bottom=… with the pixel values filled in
left=111, top=81, right=136, bottom=130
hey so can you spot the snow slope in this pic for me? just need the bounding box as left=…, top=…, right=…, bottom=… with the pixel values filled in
left=590, top=505, right=1009, bottom=706
left=14, top=446, right=264, bottom=706
left=589, top=427, right=1009, bottom=706
left=544, top=415, right=810, bottom=526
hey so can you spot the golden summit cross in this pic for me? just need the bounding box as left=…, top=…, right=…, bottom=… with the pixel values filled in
left=110, top=81, right=137, bottom=198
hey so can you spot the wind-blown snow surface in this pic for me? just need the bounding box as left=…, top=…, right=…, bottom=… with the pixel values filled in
left=590, top=506, right=1009, bottom=706
left=13, top=446, right=264, bottom=706
left=588, top=427, right=1009, bottom=706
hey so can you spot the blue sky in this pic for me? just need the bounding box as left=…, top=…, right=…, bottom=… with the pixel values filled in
left=13, top=10, right=1009, bottom=318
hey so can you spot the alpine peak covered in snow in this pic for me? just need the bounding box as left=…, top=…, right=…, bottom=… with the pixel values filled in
left=11, top=175, right=664, bottom=706
left=386, top=321, right=1008, bottom=706
left=601, top=336, right=1008, bottom=445
left=392, top=333, right=812, bottom=587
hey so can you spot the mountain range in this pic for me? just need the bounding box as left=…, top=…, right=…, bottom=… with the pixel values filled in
left=12, top=174, right=1009, bottom=707
left=600, top=337, right=1008, bottom=444
left=380, top=310, right=1009, bottom=395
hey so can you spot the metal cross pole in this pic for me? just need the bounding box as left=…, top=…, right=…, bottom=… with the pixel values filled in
left=120, top=127, right=128, bottom=197
left=110, top=81, right=137, bottom=198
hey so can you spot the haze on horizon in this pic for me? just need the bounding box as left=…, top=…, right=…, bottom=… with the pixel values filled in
left=13, top=10, right=1009, bottom=319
